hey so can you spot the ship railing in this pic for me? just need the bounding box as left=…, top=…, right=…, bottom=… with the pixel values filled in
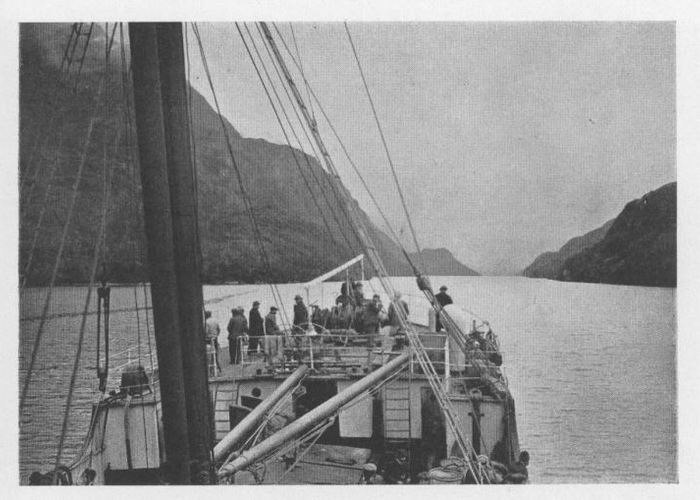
left=408, top=333, right=505, bottom=383
left=237, top=331, right=505, bottom=379
left=237, top=331, right=390, bottom=372
left=99, top=340, right=160, bottom=391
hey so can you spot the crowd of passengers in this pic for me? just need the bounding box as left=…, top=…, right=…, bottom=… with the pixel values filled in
left=204, top=281, right=416, bottom=367
left=203, top=282, right=500, bottom=370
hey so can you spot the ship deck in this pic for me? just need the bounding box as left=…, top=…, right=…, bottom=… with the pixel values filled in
left=208, top=326, right=509, bottom=401
left=211, top=324, right=434, bottom=382
left=211, top=332, right=412, bottom=382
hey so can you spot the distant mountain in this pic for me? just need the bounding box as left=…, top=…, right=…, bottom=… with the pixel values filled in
left=559, top=182, right=676, bottom=287
left=523, top=219, right=615, bottom=279
left=19, top=24, right=465, bottom=285
left=408, top=248, right=479, bottom=276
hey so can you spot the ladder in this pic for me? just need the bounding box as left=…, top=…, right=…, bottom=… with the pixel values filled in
left=383, top=381, right=411, bottom=443
left=401, top=326, right=482, bottom=482
left=212, top=384, right=236, bottom=441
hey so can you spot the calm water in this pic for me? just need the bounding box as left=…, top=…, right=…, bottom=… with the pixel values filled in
left=18, top=277, right=676, bottom=483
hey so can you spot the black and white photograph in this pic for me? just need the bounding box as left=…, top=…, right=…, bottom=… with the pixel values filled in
left=7, top=0, right=695, bottom=495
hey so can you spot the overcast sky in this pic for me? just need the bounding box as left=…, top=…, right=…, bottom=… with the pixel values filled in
left=186, top=22, right=675, bottom=275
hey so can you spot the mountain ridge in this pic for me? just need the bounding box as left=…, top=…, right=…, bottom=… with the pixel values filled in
left=522, top=182, right=676, bottom=287
left=558, top=182, right=676, bottom=287
left=523, top=219, right=614, bottom=279
left=19, top=23, right=479, bottom=285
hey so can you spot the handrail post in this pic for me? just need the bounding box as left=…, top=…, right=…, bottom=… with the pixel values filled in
left=444, top=333, right=450, bottom=392
left=309, top=336, right=315, bottom=371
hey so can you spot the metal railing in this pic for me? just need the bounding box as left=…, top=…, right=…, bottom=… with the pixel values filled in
left=233, top=330, right=506, bottom=383
left=99, top=339, right=159, bottom=392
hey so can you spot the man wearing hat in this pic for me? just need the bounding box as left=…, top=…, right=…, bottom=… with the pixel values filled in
left=204, top=310, right=222, bottom=373
left=265, top=306, right=281, bottom=335
left=248, top=301, right=264, bottom=356
left=227, top=307, right=248, bottom=364
left=358, top=462, right=384, bottom=484
left=435, top=285, right=453, bottom=332
left=292, top=294, right=309, bottom=334
left=264, top=306, right=281, bottom=365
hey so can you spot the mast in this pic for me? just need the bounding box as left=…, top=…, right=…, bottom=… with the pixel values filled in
left=127, top=23, right=191, bottom=484
left=155, top=22, right=214, bottom=484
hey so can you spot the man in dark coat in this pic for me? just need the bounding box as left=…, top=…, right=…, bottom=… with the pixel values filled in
left=248, top=301, right=264, bottom=355
left=264, top=306, right=281, bottom=365
left=336, top=282, right=352, bottom=307
left=501, top=450, right=530, bottom=484
left=227, top=307, right=248, bottom=364
left=362, top=294, right=382, bottom=337
left=352, top=282, right=365, bottom=306
left=435, top=285, right=453, bottom=332
left=265, top=306, right=280, bottom=335
left=292, top=295, right=309, bottom=334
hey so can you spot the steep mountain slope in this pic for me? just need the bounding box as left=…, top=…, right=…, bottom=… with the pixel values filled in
left=19, top=23, right=476, bottom=284
left=558, top=182, right=676, bottom=287
left=523, top=219, right=614, bottom=279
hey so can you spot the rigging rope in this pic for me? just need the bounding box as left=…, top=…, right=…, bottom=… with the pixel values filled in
left=239, top=23, right=355, bottom=256
left=252, top=22, right=365, bottom=259
left=19, top=290, right=259, bottom=322
left=54, top=28, right=120, bottom=474
left=59, top=23, right=83, bottom=83
left=190, top=23, right=291, bottom=328
left=269, top=23, right=407, bottom=252
left=54, top=142, right=111, bottom=477
left=21, top=128, right=60, bottom=213
left=95, top=129, right=119, bottom=393
left=20, top=135, right=64, bottom=290
left=57, top=24, right=81, bottom=79
left=260, top=23, right=482, bottom=481
left=183, top=23, right=206, bottom=290
left=22, top=22, right=104, bottom=189
left=22, top=23, right=82, bottom=192
left=289, top=23, right=315, bottom=123
left=248, top=23, right=363, bottom=256
left=256, top=23, right=378, bottom=278
left=71, top=23, right=94, bottom=92
left=21, top=24, right=102, bottom=208
left=343, top=22, right=425, bottom=271
left=20, top=77, right=107, bottom=411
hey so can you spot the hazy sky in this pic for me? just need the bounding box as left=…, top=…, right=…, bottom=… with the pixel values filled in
left=186, top=22, right=675, bottom=275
